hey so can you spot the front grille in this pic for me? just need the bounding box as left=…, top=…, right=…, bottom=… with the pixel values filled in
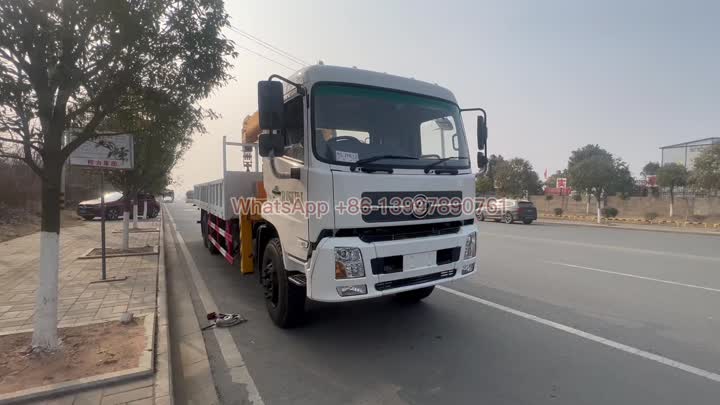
left=361, top=191, right=463, bottom=223
left=375, top=269, right=456, bottom=291
left=336, top=221, right=462, bottom=243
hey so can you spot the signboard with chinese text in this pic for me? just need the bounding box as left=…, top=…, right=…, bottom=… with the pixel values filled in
left=67, top=133, right=134, bottom=170
left=556, top=178, right=567, bottom=189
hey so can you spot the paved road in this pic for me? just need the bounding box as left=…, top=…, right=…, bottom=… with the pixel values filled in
left=165, top=203, right=720, bottom=405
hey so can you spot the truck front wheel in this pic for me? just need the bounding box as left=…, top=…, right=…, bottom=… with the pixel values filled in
left=261, top=238, right=305, bottom=327
left=394, top=286, right=435, bottom=303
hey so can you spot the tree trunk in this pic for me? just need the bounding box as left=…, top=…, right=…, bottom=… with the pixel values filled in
left=122, top=209, right=130, bottom=250
left=669, top=188, right=674, bottom=218
left=132, top=203, right=138, bottom=229
left=586, top=193, right=590, bottom=215
left=32, top=168, right=62, bottom=351
left=596, top=194, right=602, bottom=224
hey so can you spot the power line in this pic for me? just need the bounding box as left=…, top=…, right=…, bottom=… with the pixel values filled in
left=228, top=24, right=309, bottom=67
left=235, top=45, right=296, bottom=71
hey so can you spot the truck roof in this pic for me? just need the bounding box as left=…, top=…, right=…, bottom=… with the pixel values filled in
left=289, top=65, right=458, bottom=104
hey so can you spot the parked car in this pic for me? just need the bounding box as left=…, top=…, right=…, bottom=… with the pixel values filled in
left=478, top=198, right=537, bottom=224
left=77, top=192, right=159, bottom=220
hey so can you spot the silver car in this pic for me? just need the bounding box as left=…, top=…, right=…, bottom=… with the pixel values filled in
left=477, top=198, right=537, bottom=224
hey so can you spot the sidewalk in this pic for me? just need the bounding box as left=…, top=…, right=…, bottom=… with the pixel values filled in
left=538, top=217, right=720, bottom=236
left=0, top=217, right=171, bottom=404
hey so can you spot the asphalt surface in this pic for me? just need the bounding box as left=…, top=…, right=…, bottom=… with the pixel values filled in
left=165, top=203, right=720, bottom=405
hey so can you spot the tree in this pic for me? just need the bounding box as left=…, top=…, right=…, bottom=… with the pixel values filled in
left=0, top=0, right=234, bottom=351
left=657, top=163, right=689, bottom=217
left=690, top=145, right=720, bottom=195
left=611, top=158, right=635, bottom=198
left=568, top=156, right=615, bottom=223
left=494, top=157, right=542, bottom=198
left=567, top=145, right=632, bottom=223
left=104, top=91, right=198, bottom=246
left=641, top=161, right=660, bottom=177
left=475, top=175, right=494, bottom=194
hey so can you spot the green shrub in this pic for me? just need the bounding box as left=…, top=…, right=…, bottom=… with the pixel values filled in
left=645, top=212, right=658, bottom=221
left=553, top=208, right=563, bottom=216
left=602, top=207, right=619, bottom=218
left=545, top=194, right=554, bottom=201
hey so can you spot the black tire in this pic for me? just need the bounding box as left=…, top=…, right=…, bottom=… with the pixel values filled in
left=503, top=212, right=514, bottom=224
left=478, top=211, right=485, bottom=221
left=148, top=207, right=159, bottom=218
left=523, top=219, right=533, bottom=225
left=106, top=207, right=120, bottom=220
left=82, top=215, right=95, bottom=221
left=261, top=238, right=305, bottom=327
left=394, top=286, right=435, bottom=303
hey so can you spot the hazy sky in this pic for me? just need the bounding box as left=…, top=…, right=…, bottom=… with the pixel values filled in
left=172, top=0, right=720, bottom=193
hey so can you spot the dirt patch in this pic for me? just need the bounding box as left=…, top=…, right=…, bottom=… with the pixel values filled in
left=0, top=320, right=145, bottom=395
left=0, top=208, right=84, bottom=243
left=84, top=246, right=156, bottom=257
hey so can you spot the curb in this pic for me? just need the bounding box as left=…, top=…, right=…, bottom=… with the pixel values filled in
left=538, top=218, right=720, bottom=237
left=78, top=246, right=160, bottom=260
left=0, top=315, right=155, bottom=405
left=112, top=228, right=161, bottom=234
left=154, top=206, right=173, bottom=404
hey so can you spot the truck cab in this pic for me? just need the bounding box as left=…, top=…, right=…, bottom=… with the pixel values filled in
left=252, top=65, right=487, bottom=325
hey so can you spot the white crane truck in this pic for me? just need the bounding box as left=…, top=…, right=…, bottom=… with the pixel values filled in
left=193, top=65, right=488, bottom=327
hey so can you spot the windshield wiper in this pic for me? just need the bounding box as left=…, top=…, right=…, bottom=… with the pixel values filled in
left=423, top=157, right=466, bottom=173
left=350, top=155, right=418, bottom=171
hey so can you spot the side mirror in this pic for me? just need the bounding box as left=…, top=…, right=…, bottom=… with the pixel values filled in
left=477, top=151, right=488, bottom=170
left=258, top=81, right=285, bottom=130
left=258, top=132, right=284, bottom=158
left=477, top=115, right=488, bottom=150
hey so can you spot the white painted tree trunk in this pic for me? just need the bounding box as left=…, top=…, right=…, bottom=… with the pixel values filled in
left=32, top=232, right=59, bottom=350
left=143, top=200, right=148, bottom=220
left=596, top=199, right=602, bottom=224
left=122, top=210, right=130, bottom=250
left=132, top=203, right=138, bottom=229
left=586, top=194, right=590, bottom=215
left=669, top=201, right=674, bottom=218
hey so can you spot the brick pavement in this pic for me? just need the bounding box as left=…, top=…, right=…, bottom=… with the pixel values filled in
left=0, top=217, right=169, bottom=404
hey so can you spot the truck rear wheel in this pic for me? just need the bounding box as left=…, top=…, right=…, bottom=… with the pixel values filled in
left=394, top=286, right=435, bottom=303
left=261, top=238, right=305, bottom=327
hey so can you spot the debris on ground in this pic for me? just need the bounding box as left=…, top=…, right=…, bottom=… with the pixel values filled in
left=201, top=312, right=247, bottom=331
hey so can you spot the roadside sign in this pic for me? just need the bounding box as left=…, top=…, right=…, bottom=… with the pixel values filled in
left=67, top=132, right=134, bottom=169
left=556, top=178, right=567, bottom=189
left=64, top=131, right=134, bottom=282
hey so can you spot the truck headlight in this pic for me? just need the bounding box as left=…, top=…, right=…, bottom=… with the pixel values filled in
left=335, top=247, right=365, bottom=279
left=464, top=232, right=477, bottom=259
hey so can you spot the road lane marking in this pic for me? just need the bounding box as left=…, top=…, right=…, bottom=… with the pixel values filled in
left=437, top=286, right=720, bottom=384
left=165, top=207, right=265, bottom=405
left=544, top=261, right=720, bottom=293
left=482, top=232, right=720, bottom=262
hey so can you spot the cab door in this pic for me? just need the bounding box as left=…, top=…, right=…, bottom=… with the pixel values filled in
left=262, top=95, right=309, bottom=265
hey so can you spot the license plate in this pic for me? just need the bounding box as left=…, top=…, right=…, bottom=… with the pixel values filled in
left=404, top=252, right=435, bottom=270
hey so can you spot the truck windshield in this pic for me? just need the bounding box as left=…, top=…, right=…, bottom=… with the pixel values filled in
left=312, top=84, right=470, bottom=170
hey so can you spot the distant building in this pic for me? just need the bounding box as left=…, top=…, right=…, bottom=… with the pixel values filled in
left=660, top=137, right=720, bottom=170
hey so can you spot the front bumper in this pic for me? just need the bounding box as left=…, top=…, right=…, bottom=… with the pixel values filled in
left=77, top=206, right=100, bottom=218
left=306, top=224, right=477, bottom=302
